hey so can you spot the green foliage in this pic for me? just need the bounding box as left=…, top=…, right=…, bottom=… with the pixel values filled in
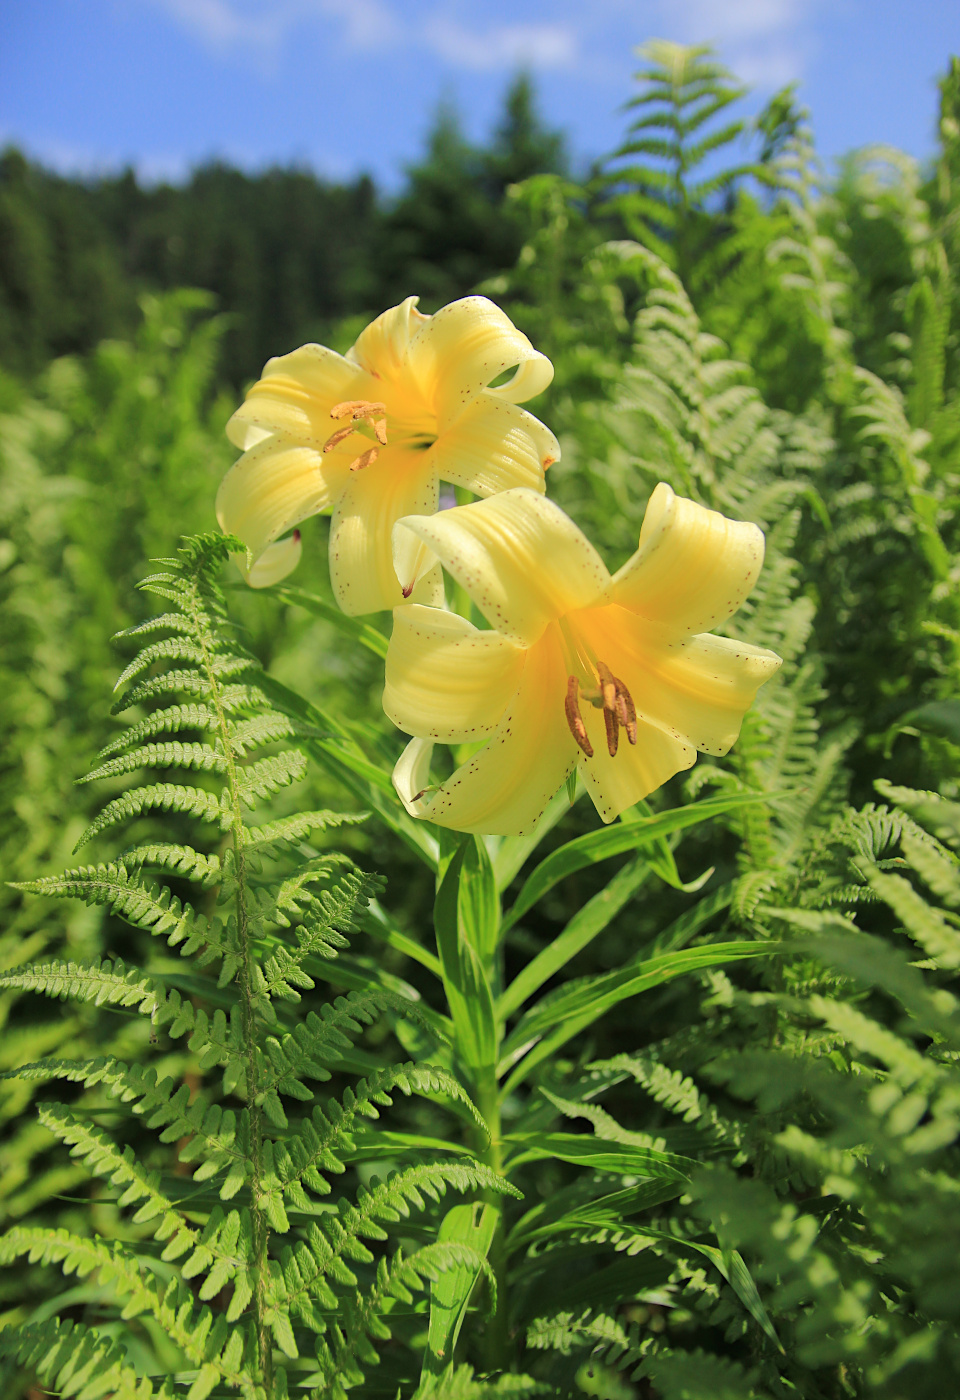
left=4, top=32, right=960, bottom=1400
left=0, top=537, right=512, bottom=1396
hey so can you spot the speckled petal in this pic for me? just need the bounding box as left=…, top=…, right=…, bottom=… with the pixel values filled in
left=227, top=345, right=369, bottom=450
left=346, top=295, right=431, bottom=380
left=216, top=436, right=351, bottom=568
left=431, top=395, right=558, bottom=497
left=608, top=482, right=766, bottom=635
left=393, top=489, right=610, bottom=648
left=330, top=449, right=443, bottom=615
left=577, top=604, right=782, bottom=757
left=578, top=708, right=696, bottom=825
left=408, top=296, right=554, bottom=432
left=383, top=606, right=525, bottom=743
left=397, top=635, right=576, bottom=836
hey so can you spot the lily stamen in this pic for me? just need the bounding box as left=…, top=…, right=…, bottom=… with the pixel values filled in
left=613, top=675, right=638, bottom=746
left=329, top=399, right=386, bottom=422
left=349, top=447, right=380, bottom=472
left=326, top=400, right=390, bottom=456
left=603, top=704, right=620, bottom=758
left=564, top=675, right=594, bottom=758
left=565, top=659, right=639, bottom=760
left=596, top=660, right=618, bottom=714
left=322, top=423, right=358, bottom=453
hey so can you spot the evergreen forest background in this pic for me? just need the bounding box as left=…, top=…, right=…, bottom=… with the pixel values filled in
left=5, top=38, right=960, bottom=1399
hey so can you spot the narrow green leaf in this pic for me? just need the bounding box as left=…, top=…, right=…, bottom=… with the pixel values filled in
left=504, top=1131, right=694, bottom=1180
left=423, top=1202, right=499, bottom=1376
left=434, top=843, right=497, bottom=1069
left=508, top=1180, right=685, bottom=1251
left=501, top=942, right=775, bottom=1093
left=502, top=791, right=772, bottom=930
left=490, top=784, right=577, bottom=892
left=268, top=584, right=390, bottom=659
left=257, top=671, right=438, bottom=868
left=499, top=856, right=652, bottom=1020
left=459, top=836, right=500, bottom=972
left=361, top=900, right=442, bottom=979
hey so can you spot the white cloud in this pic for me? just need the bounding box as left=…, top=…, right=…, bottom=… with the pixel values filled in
left=141, top=0, right=401, bottom=58
left=653, top=0, right=819, bottom=88
left=422, top=19, right=578, bottom=72
left=667, top=0, right=805, bottom=43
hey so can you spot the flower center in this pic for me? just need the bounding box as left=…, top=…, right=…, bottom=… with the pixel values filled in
left=324, top=399, right=438, bottom=471
left=325, top=399, right=389, bottom=471
left=557, top=618, right=638, bottom=760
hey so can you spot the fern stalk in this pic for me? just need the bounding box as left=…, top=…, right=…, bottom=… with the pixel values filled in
left=191, top=582, right=274, bottom=1391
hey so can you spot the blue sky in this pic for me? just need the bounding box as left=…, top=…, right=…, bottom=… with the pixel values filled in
left=1, top=0, right=958, bottom=188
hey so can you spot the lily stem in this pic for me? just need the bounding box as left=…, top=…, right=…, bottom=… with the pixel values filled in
left=475, top=1066, right=510, bottom=1373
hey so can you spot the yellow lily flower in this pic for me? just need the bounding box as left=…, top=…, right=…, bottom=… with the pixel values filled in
left=384, top=485, right=782, bottom=835
left=216, top=295, right=558, bottom=613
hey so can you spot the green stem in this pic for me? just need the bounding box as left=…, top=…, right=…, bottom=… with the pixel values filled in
left=194, top=579, right=273, bottom=1395
left=475, top=1067, right=510, bottom=1372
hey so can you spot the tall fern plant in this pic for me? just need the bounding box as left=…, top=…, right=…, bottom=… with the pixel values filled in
left=0, top=535, right=510, bottom=1399
left=606, top=40, right=761, bottom=293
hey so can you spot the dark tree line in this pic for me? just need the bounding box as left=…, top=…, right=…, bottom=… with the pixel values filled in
left=0, top=76, right=566, bottom=388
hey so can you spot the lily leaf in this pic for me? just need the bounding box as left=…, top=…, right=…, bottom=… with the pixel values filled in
left=423, top=1202, right=499, bottom=1376
left=502, top=790, right=774, bottom=930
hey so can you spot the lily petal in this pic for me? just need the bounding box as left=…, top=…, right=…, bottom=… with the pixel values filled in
left=408, top=296, right=554, bottom=432
left=330, top=449, right=443, bottom=615
left=431, top=395, right=558, bottom=497
left=235, top=532, right=303, bottom=589
left=384, top=606, right=525, bottom=743
left=579, top=604, right=782, bottom=756
left=608, top=482, right=765, bottom=635
left=396, top=637, right=575, bottom=835
left=227, top=344, right=369, bottom=450
left=393, top=489, right=610, bottom=648
left=347, top=295, right=431, bottom=381
left=216, top=437, right=352, bottom=566
left=393, top=736, right=436, bottom=820
left=578, top=708, right=696, bottom=824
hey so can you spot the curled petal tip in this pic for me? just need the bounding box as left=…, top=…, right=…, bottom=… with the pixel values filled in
left=238, top=532, right=303, bottom=589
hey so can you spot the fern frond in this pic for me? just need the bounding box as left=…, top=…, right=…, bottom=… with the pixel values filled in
left=867, top=867, right=960, bottom=967
left=277, top=1062, right=488, bottom=1209
left=259, top=991, right=417, bottom=1100
left=414, top=1365, right=548, bottom=1398
left=0, top=1316, right=176, bottom=1400
left=120, top=841, right=221, bottom=885
left=112, top=667, right=215, bottom=712
left=37, top=1101, right=200, bottom=1250
left=81, top=740, right=229, bottom=784
left=311, top=1243, right=497, bottom=1397
left=98, top=702, right=219, bottom=758
left=14, top=861, right=217, bottom=945
left=242, top=809, right=368, bottom=861
left=250, top=868, right=382, bottom=1010
left=75, top=782, right=224, bottom=849
left=114, top=610, right=201, bottom=640
left=590, top=1053, right=739, bottom=1147
left=113, top=636, right=210, bottom=690
left=234, top=750, right=308, bottom=807
left=0, top=1227, right=252, bottom=1394
left=227, top=711, right=296, bottom=754
left=0, top=958, right=246, bottom=1074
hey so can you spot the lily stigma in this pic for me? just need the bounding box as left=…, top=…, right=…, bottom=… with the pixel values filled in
left=384, top=484, right=782, bottom=835
left=215, top=295, right=559, bottom=612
